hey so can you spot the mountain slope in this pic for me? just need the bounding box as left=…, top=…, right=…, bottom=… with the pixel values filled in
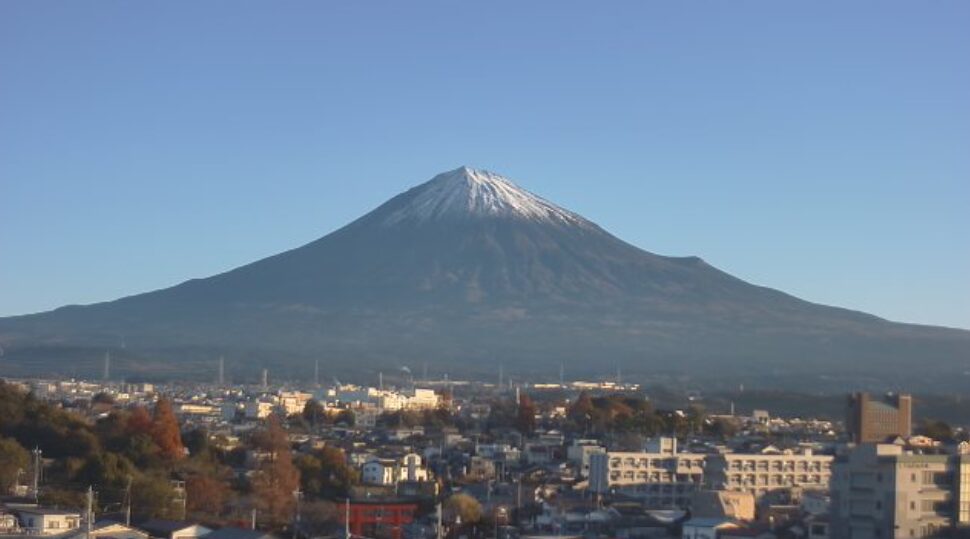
left=1, top=167, right=967, bottom=387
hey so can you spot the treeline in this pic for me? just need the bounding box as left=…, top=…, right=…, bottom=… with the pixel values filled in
left=485, top=391, right=739, bottom=440
left=0, top=381, right=357, bottom=532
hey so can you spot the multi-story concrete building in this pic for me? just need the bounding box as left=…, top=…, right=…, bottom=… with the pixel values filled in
left=336, top=385, right=439, bottom=411
left=589, top=438, right=705, bottom=509
left=277, top=390, right=313, bottom=416
left=847, top=392, right=912, bottom=444
left=705, top=448, right=833, bottom=502
left=831, top=443, right=970, bottom=538
left=566, top=439, right=606, bottom=479
left=590, top=439, right=832, bottom=509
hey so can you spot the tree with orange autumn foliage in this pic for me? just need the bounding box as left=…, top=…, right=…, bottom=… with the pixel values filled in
left=251, top=415, right=300, bottom=527
left=151, top=397, right=185, bottom=461
left=126, top=406, right=153, bottom=436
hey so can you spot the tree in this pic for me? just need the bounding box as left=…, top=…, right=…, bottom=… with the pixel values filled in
left=298, top=500, right=338, bottom=537
left=251, top=416, right=301, bottom=526
left=708, top=417, right=740, bottom=440
left=295, top=446, right=358, bottom=498
left=0, top=437, right=29, bottom=493
left=918, top=420, right=954, bottom=442
left=126, top=406, right=153, bottom=436
left=92, top=392, right=115, bottom=405
left=516, top=394, right=536, bottom=436
left=334, top=409, right=355, bottom=427
left=444, top=493, right=482, bottom=524
left=686, top=404, right=706, bottom=435
left=185, top=474, right=229, bottom=516
left=568, top=391, right=594, bottom=425
left=151, top=398, right=185, bottom=461
left=302, top=400, right=326, bottom=427
left=132, top=473, right=178, bottom=519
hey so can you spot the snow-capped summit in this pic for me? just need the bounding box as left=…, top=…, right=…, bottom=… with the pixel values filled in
left=381, top=166, right=590, bottom=227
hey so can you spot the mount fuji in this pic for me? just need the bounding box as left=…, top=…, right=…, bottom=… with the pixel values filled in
left=1, top=167, right=967, bottom=387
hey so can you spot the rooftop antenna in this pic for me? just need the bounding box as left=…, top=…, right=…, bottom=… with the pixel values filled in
left=261, top=368, right=268, bottom=390
left=498, top=364, right=504, bottom=389
left=314, top=359, right=320, bottom=387
left=423, top=362, right=428, bottom=381
left=379, top=371, right=384, bottom=391
left=616, top=364, right=622, bottom=385
left=559, top=362, right=565, bottom=386
left=218, top=356, right=225, bottom=386
left=103, top=351, right=111, bottom=381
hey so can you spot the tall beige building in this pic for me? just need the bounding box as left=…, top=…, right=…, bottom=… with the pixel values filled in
left=847, top=392, right=912, bottom=443
left=831, top=444, right=970, bottom=538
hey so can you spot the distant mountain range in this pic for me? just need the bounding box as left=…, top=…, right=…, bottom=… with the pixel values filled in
left=1, top=167, right=968, bottom=389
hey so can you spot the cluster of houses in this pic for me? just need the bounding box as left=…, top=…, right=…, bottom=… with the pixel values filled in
left=0, top=506, right=276, bottom=539
left=6, top=378, right=970, bottom=539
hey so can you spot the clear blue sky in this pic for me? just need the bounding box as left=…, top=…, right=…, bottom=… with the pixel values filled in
left=1, top=2, right=968, bottom=329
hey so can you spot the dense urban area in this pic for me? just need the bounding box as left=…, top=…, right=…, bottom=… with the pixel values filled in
left=0, top=366, right=968, bottom=539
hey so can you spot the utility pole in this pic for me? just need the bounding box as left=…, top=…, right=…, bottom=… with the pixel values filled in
left=292, top=490, right=302, bottom=539
left=124, top=475, right=132, bottom=526
left=218, top=356, right=225, bottom=386
left=85, top=486, right=94, bottom=539
left=345, top=499, right=351, bottom=539
left=32, top=447, right=42, bottom=502
left=436, top=502, right=442, bottom=539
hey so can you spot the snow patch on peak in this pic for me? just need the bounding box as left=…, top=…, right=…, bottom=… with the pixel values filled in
left=382, top=167, right=591, bottom=227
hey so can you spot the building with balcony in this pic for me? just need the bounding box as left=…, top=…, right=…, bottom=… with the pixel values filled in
left=590, top=439, right=832, bottom=509
left=831, top=443, right=970, bottom=538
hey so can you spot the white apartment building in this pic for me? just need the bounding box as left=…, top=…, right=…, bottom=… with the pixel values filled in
left=277, top=391, right=313, bottom=416
left=590, top=438, right=832, bottom=509
left=706, top=448, right=833, bottom=501
left=361, top=453, right=429, bottom=485
left=589, top=438, right=705, bottom=509
left=244, top=400, right=275, bottom=419
left=336, top=385, right=439, bottom=411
